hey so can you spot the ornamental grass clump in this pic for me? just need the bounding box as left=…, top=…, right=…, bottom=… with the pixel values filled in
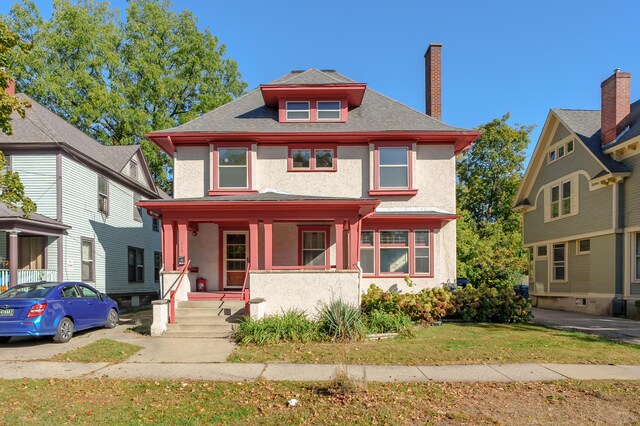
left=233, top=309, right=320, bottom=345
left=317, top=299, right=366, bottom=342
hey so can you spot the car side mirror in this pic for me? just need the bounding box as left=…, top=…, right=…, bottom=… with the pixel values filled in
left=99, top=293, right=105, bottom=301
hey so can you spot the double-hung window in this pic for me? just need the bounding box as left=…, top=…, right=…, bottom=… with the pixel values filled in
left=286, top=101, right=310, bottom=120
left=128, top=247, right=144, bottom=282
left=317, top=101, right=341, bottom=120
left=133, top=193, right=142, bottom=222
left=635, top=233, right=640, bottom=281
left=81, top=238, right=95, bottom=282
left=379, top=231, right=409, bottom=274
left=550, top=180, right=572, bottom=219
left=414, top=231, right=431, bottom=275
left=129, top=161, right=138, bottom=181
left=154, top=251, right=161, bottom=283
left=218, top=148, right=248, bottom=189
left=300, top=230, right=328, bottom=267
left=98, top=176, right=109, bottom=215
left=360, top=231, right=375, bottom=274
left=290, top=147, right=336, bottom=171
left=551, top=243, right=566, bottom=281
left=379, top=147, right=409, bottom=188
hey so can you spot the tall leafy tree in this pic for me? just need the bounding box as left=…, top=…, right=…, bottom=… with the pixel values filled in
left=5, top=0, right=247, bottom=192
left=0, top=20, right=35, bottom=216
left=456, top=114, right=533, bottom=286
left=457, top=113, right=533, bottom=231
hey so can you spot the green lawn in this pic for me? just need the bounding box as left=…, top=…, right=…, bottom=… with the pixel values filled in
left=0, top=378, right=638, bottom=425
left=52, top=339, right=142, bottom=363
left=229, top=323, right=640, bottom=365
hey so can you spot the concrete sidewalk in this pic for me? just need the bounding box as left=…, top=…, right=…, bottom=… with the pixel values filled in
left=532, top=308, right=640, bottom=344
left=2, top=361, right=640, bottom=382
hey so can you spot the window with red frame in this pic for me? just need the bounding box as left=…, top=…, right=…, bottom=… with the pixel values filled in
left=379, top=147, right=409, bottom=188
left=360, top=229, right=432, bottom=277
left=289, top=147, right=336, bottom=171
left=301, top=230, right=327, bottom=267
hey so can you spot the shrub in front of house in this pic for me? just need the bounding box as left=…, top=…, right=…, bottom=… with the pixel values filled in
left=317, top=299, right=367, bottom=342
left=452, top=284, right=532, bottom=323
left=361, top=284, right=454, bottom=324
left=234, top=309, right=320, bottom=345
left=364, top=310, right=413, bottom=335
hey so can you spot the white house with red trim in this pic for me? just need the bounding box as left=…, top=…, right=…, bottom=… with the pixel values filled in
left=141, top=44, right=480, bottom=334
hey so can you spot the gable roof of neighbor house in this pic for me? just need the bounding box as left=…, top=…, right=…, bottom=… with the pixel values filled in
left=150, top=68, right=470, bottom=134
left=0, top=94, right=160, bottom=199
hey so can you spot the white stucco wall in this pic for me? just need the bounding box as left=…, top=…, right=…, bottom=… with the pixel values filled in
left=249, top=270, right=359, bottom=317
left=174, top=146, right=209, bottom=198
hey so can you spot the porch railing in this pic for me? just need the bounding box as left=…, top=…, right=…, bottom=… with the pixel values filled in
left=241, top=262, right=251, bottom=315
left=169, top=260, right=191, bottom=324
left=0, top=269, right=58, bottom=290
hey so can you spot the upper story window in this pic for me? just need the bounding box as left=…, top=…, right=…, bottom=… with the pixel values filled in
left=133, top=193, right=142, bottom=222
left=286, top=102, right=310, bottom=121
left=548, top=138, right=575, bottom=164
left=317, top=101, right=341, bottom=120
left=218, top=148, right=248, bottom=189
left=98, top=175, right=109, bottom=215
left=379, top=147, right=409, bottom=188
left=152, top=217, right=159, bottom=232
left=288, top=146, right=337, bottom=172
left=545, top=175, right=577, bottom=222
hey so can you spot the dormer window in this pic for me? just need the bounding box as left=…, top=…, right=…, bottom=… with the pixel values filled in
left=286, top=102, right=310, bottom=121
left=317, top=101, right=341, bottom=120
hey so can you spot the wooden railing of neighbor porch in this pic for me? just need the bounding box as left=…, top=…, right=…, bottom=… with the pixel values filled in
left=168, top=260, right=191, bottom=325
left=0, top=269, right=58, bottom=290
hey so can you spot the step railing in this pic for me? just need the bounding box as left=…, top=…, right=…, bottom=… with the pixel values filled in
left=241, top=262, right=250, bottom=315
left=169, top=260, right=191, bottom=325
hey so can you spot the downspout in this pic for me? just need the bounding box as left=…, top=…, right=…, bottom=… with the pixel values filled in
left=613, top=180, right=625, bottom=316
left=356, top=261, right=363, bottom=306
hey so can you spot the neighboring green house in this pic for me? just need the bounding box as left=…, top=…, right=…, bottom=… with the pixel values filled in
left=0, top=88, right=165, bottom=308
left=515, top=69, right=639, bottom=317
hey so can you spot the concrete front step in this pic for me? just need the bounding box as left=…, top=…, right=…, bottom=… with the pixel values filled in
left=173, top=315, right=243, bottom=325
left=174, top=307, right=244, bottom=317
left=167, top=323, right=237, bottom=333
left=162, top=330, right=234, bottom=339
left=177, top=300, right=245, bottom=310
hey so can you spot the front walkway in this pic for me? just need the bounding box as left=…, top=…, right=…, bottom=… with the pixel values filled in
left=532, top=308, right=640, bottom=344
left=1, top=360, right=639, bottom=382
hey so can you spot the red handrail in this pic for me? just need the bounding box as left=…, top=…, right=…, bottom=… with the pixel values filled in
left=241, top=262, right=250, bottom=315
left=169, top=260, right=191, bottom=324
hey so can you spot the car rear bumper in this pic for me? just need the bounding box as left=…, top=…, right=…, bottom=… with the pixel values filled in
left=0, top=320, right=55, bottom=337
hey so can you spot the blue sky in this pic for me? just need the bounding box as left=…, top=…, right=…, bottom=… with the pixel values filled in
left=2, top=0, right=639, bottom=164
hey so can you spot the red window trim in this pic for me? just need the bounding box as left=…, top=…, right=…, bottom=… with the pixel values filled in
left=297, top=225, right=331, bottom=269
left=279, top=97, right=348, bottom=123
left=209, top=143, right=255, bottom=196
left=287, top=145, right=338, bottom=172
left=369, top=143, right=417, bottom=197
left=360, top=227, right=434, bottom=278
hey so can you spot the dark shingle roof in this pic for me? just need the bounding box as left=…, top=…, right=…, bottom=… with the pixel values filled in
left=0, top=201, right=69, bottom=228
left=0, top=95, right=154, bottom=186
left=151, top=69, right=469, bottom=134
left=552, top=108, right=629, bottom=174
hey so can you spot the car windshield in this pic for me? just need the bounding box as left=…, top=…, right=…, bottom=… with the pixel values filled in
left=0, top=283, right=57, bottom=299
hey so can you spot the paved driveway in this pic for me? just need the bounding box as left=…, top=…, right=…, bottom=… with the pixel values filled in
left=533, top=308, right=640, bottom=344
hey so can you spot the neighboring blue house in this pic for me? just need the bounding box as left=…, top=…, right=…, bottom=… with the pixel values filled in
left=0, top=90, right=164, bottom=308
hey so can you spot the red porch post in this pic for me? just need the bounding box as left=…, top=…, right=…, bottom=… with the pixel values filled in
left=348, top=219, right=360, bottom=269
left=8, top=230, right=19, bottom=287
left=162, top=220, right=176, bottom=270
left=263, top=219, right=273, bottom=271
left=249, top=219, right=259, bottom=270
left=176, top=221, right=189, bottom=268
left=335, top=220, right=344, bottom=270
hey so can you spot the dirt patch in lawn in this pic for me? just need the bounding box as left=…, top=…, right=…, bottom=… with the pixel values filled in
left=52, top=339, right=142, bottom=363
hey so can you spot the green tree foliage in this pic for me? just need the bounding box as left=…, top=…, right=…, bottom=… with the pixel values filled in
left=0, top=21, right=35, bottom=216
left=5, top=0, right=247, bottom=192
left=456, top=114, right=533, bottom=286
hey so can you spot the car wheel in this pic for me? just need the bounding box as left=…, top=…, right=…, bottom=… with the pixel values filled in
left=0, top=336, right=10, bottom=344
left=104, top=308, right=118, bottom=329
left=53, top=317, right=74, bottom=343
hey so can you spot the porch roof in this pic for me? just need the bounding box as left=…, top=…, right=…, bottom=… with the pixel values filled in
left=0, top=202, right=70, bottom=236
left=138, top=191, right=380, bottom=220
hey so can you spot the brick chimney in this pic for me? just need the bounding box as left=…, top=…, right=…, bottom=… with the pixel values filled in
left=601, top=69, right=631, bottom=145
left=425, top=43, right=442, bottom=120
left=4, top=80, right=15, bottom=97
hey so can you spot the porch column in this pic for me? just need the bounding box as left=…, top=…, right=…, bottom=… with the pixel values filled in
left=334, top=220, right=344, bottom=270
left=249, top=219, right=259, bottom=270
left=348, top=219, right=360, bottom=269
left=8, top=230, right=19, bottom=287
left=162, top=220, right=176, bottom=270
left=263, top=219, right=273, bottom=271
left=176, top=221, right=189, bottom=268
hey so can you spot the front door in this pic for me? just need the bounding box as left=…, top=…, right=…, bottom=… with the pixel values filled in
left=223, top=231, right=248, bottom=289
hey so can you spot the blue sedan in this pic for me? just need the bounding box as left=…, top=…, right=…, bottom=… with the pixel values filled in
left=0, top=282, right=119, bottom=344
